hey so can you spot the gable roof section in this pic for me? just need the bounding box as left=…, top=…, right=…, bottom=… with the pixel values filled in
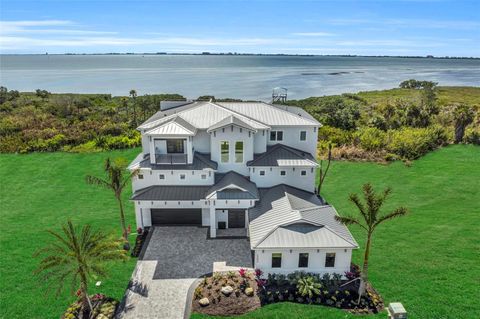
left=248, top=184, right=358, bottom=249
left=247, top=144, right=318, bottom=167
left=145, top=115, right=197, bottom=136
left=207, top=115, right=258, bottom=133
left=256, top=223, right=357, bottom=249
left=217, top=102, right=320, bottom=126
left=139, top=101, right=269, bottom=132
left=207, top=171, right=259, bottom=199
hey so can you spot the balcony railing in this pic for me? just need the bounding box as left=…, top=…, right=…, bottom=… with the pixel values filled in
left=155, top=154, right=187, bottom=165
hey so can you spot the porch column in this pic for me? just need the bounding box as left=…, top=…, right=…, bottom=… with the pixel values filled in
left=209, top=205, right=216, bottom=238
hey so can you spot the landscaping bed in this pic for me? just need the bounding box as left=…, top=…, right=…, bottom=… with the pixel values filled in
left=130, top=227, right=150, bottom=257
left=62, top=294, right=118, bottom=319
left=192, top=269, right=261, bottom=316
left=257, top=266, right=384, bottom=315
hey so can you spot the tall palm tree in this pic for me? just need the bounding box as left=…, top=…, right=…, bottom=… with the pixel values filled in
left=335, top=183, right=408, bottom=296
left=34, top=221, right=127, bottom=318
left=129, top=89, right=137, bottom=127
left=86, top=158, right=138, bottom=246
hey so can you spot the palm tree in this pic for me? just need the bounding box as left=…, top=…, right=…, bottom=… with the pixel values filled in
left=86, top=158, right=138, bottom=247
left=129, top=89, right=137, bottom=127
left=453, top=103, right=474, bottom=144
left=34, top=221, right=127, bottom=318
left=335, top=183, right=408, bottom=296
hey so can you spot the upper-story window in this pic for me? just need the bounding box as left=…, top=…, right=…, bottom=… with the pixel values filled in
left=301, top=170, right=307, bottom=176
left=300, top=131, right=307, bottom=141
left=259, top=170, right=266, bottom=176
left=201, top=174, right=207, bottom=180
left=179, top=174, right=186, bottom=180
left=159, top=174, right=165, bottom=180
left=280, top=170, right=286, bottom=176
left=167, top=139, right=184, bottom=154
left=270, top=131, right=283, bottom=141
left=298, top=253, right=309, bottom=268
left=235, top=141, right=244, bottom=163
left=220, top=141, right=229, bottom=163
left=138, top=174, right=144, bottom=180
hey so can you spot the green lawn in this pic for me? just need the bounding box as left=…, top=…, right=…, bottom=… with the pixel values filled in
left=192, top=145, right=480, bottom=319
left=1, top=145, right=479, bottom=318
left=0, top=149, right=140, bottom=318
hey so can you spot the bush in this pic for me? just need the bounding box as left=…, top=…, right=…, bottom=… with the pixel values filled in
left=355, top=127, right=387, bottom=151
left=64, top=140, right=102, bottom=153
left=464, top=127, right=480, bottom=145
left=318, top=125, right=353, bottom=145
left=386, top=126, right=448, bottom=160
left=102, top=131, right=141, bottom=150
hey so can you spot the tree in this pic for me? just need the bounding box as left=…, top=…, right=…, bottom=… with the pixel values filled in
left=453, top=103, right=475, bottom=143
left=335, top=183, right=408, bottom=296
left=317, top=142, right=332, bottom=196
left=306, top=96, right=360, bottom=130
left=129, top=89, right=137, bottom=127
left=121, top=97, right=129, bottom=118
left=34, top=221, right=127, bottom=318
left=0, top=86, right=8, bottom=104
left=86, top=158, right=138, bottom=247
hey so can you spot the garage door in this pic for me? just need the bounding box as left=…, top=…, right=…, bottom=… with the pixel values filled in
left=151, top=209, right=202, bottom=225
left=228, top=210, right=245, bottom=228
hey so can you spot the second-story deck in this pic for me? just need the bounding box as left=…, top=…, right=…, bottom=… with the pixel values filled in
left=155, top=153, right=188, bottom=165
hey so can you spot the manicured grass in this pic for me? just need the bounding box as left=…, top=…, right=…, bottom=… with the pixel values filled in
left=192, top=145, right=480, bottom=319
left=0, top=149, right=140, bottom=318
left=1, top=145, right=478, bottom=318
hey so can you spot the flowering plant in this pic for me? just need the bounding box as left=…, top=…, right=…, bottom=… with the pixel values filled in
left=239, top=268, right=247, bottom=278
left=254, top=268, right=263, bottom=278
left=137, top=227, right=143, bottom=235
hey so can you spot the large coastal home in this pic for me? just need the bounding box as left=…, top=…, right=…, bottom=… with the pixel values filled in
left=128, top=100, right=358, bottom=275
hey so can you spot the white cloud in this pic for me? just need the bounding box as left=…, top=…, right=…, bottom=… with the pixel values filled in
left=328, top=18, right=480, bottom=30
left=290, top=32, right=335, bottom=37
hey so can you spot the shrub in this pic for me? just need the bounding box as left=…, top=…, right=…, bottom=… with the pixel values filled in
left=318, top=125, right=353, bottom=145
left=464, top=127, right=480, bottom=145
left=64, top=140, right=102, bottom=153
left=355, top=127, right=387, bottom=151
left=296, top=276, right=321, bottom=299
left=386, top=126, right=448, bottom=160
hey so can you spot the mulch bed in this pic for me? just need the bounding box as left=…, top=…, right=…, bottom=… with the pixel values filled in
left=130, top=227, right=150, bottom=257
left=191, top=271, right=261, bottom=316
left=62, top=294, right=118, bottom=319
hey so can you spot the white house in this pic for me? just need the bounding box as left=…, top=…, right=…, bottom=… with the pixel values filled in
left=128, top=100, right=358, bottom=275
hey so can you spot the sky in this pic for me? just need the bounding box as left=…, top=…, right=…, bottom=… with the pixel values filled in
left=0, top=0, right=479, bottom=56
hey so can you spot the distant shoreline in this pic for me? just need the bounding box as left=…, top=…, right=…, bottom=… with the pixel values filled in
left=1, top=53, right=479, bottom=59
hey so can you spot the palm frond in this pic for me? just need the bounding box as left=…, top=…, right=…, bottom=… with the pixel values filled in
left=85, top=175, right=111, bottom=189
left=334, top=215, right=367, bottom=231
left=374, top=207, right=409, bottom=228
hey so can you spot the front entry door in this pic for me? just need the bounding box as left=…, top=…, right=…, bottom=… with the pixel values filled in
left=228, top=210, right=245, bottom=228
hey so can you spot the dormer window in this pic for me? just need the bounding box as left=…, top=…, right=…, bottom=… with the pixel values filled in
left=270, top=131, right=283, bottom=141
left=220, top=141, right=229, bottom=163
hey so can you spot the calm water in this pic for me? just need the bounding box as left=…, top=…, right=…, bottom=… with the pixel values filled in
left=1, top=55, right=479, bottom=100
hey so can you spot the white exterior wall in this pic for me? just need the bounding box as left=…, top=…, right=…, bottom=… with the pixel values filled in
left=193, top=130, right=211, bottom=153
left=134, top=199, right=255, bottom=228
left=254, top=248, right=352, bottom=276
left=249, top=166, right=316, bottom=192
left=141, top=133, right=149, bottom=155
left=210, top=125, right=254, bottom=175
left=267, top=126, right=318, bottom=159
left=131, top=168, right=214, bottom=191
left=253, top=130, right=267, bottom=154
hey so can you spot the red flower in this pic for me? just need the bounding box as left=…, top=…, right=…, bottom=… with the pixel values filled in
left=254, top=268, right=263, bottom=278
left=239, top=268, right=247, bottom=277
left=76, top=289, right=82, bottom=297
left=137, top=227, right=143, bottom=234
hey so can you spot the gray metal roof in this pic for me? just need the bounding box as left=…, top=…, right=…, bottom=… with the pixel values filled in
left=248, top=184, right=358, bottom=249
left=217, top=189, right=257, bottom=200
left=217, top=102, right=320, bottom=126
left=257, top=223, right=357, bottom=249
left=128, top=152, right=217, bottom=170
left=247, top=144, right=318, bottom=167
left=131, top=185, right=211, bottom=201
left=207, top=115, right=258, bottom=133
left=207, top=171, right=259, bottom=199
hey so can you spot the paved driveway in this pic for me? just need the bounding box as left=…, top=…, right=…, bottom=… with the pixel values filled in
left=116, top=226, right=253, bottom=319
left=142, top=226, right=253, bottom=279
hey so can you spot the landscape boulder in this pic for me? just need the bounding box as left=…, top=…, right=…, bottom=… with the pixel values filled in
left=198, top=298, right=210, bottom=307
left=221, top=285, right=234, bottom=296
left=245, top=287, right=254, bottom=296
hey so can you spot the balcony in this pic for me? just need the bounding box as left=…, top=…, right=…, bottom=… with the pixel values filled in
left=155, top=153, right=188, bottom=165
